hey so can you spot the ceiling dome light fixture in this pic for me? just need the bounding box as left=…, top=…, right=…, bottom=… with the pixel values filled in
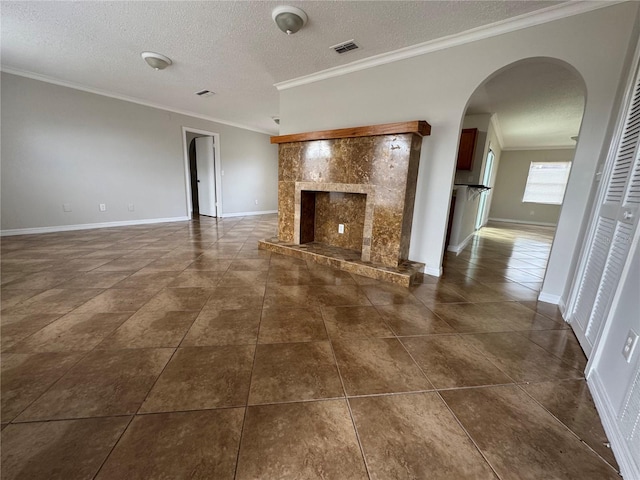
left=141, top=51, right=172, bottom=70
left=272, top=6, right=307, bottom=35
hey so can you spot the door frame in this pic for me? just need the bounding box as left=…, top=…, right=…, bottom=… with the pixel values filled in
left=565, top=36, right=640, bottom=358
left=476, top=148, right=495, bottom=229
left=181, top=127, right=223, bottom=218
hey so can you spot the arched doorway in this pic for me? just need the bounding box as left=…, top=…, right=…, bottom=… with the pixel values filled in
left=443, top=58, right=586, bottom=305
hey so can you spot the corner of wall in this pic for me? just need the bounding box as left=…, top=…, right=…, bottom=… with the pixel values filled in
left=587, top=369, right=640, bottom=480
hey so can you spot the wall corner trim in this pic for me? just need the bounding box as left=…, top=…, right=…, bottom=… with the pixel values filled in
left=0, top=217, right=190, bottom=237
left=537, top=292, right=562, bottom=305
left=558, top=296, right=568, bottom=318
left=446, top=232, right=475, bottom=254
left=424, top=266, right=443, bottom=277
left=587, top=369, right=640, bottom=480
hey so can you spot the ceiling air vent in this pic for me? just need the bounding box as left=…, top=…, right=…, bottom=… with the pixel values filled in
left=195, top=89, right=215, bottom=97
left=331, top=40, right=359, bottom=54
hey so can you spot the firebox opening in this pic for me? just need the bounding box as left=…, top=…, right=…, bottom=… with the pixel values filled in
left=299, top=190, right=366, bottom=253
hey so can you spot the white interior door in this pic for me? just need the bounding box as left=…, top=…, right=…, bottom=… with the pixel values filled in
left=195, top=136, right=216, bottom=217
left=567, top=62, right=640, bottom=357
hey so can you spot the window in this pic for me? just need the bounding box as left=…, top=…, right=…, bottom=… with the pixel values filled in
left=522, top=161, right=571, bottom=205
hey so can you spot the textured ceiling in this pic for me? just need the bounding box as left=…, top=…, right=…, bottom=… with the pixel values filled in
left=2, top=1, right=571, bottom=137
left=466, top=60, right=585, bottom=149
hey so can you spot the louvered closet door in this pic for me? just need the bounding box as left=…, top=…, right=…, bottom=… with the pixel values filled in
left=569, top=64, right=640, bottom=357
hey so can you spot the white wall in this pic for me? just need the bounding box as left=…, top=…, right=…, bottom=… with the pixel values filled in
left=278, top=3, right=638, bottom=288
left=592, top=234, right=640, bottom=415
left=448, top=186, right=479, bottom=252
left=489, top=149, right=575, bottom=225
left=0, top=72, right=278, bottom=232
left=588, top=229, right=640, bottom=478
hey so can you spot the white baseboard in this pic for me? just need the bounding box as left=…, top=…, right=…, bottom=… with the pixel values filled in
left=447, top=232, right=475, bottom=254
left=424, top=265, right=443, bottom=277
left=221, top=210, right=277, bottom=218
left=0, top=216, right=190, bottom=236
left=587, top=369, right=639, bottom=479
left=537, top=291, right=562, bottom=305
left=488, top=217, right=557, bottom=227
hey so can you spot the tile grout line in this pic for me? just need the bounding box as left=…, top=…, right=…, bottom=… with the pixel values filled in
left=231, top=234, right=269, bottom=480
left=5, top=347, right=96, bottom=425
left=511, top=329, right=587, bottom=373
left=435, top=388, right=506, bottom=480
left=125, top=227, right=240, bottom=400
left=90, top=236, right=223, bottom=475
left=462, top=328, right=586, bottom=381
left=319, top=304, right=374, bottom=480
left=91, top=414, right=136, bottom=479
left=450, top=332, right=525, bottom=385
left=513, top=382, right=621, bottom=474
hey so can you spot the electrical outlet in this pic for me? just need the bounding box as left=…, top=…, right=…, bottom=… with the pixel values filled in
left=622, top=330, right=638, bottom=363
left=99, top=203, right=106, bottom=212
left=530, top=210, right=535, bottom=216
left=254, top=199, right=259, bottom=205
left=128, top=203, right=135, bottom=212
left=62, top=203, right=72, bottom=212
left=338, top=224, right=345, bottom=234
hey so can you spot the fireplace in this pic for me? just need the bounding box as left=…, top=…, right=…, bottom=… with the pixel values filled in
left=259, top=121, right=430, bottom=285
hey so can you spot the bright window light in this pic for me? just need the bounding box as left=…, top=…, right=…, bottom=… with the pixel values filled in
left=522, top=161, right=572, bottom=205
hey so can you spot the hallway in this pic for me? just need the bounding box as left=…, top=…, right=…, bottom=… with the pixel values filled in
left=1, top=217, right=618, bottom=479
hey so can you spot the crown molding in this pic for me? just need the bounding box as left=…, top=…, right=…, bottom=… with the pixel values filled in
left=275, top=1, right=623, bottom=91
left=0, top=66, right=275, bottom=135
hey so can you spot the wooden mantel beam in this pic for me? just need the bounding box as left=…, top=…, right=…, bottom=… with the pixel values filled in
left=270, top=120, right=431, bottom=144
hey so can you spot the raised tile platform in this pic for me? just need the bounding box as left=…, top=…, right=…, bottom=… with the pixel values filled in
left=259, top=238, right=424, bottom=287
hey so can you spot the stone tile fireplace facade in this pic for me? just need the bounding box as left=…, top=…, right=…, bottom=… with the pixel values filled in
left=260, top=121, right=431, bottom=285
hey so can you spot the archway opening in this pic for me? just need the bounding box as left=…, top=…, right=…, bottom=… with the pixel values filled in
left=443, top=58, right=586, bottom=303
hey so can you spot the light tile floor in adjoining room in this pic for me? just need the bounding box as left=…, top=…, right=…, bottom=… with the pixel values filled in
left=1, top=216, right=619, bottom=479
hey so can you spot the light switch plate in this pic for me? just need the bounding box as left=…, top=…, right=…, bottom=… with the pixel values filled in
left=338, top=224, right=345, bottom=234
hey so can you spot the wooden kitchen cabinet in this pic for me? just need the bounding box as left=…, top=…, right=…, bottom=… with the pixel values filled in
left=456, top=128, right=478, bottom=170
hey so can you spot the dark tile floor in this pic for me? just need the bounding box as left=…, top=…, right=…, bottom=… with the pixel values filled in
left=1, top=216, right=619, bottom=479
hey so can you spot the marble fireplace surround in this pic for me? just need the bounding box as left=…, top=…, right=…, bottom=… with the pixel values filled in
left=261, top=121, right=431, bottom=284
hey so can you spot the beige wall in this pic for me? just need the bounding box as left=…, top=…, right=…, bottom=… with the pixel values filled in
left=489, top=149, right=575, bottom=225
left=0, top=73, right=278, bottom=232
